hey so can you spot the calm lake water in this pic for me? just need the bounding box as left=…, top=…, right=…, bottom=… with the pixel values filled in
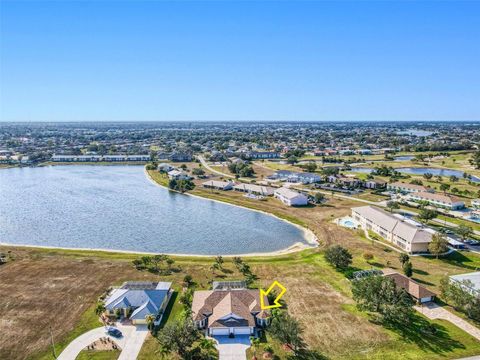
left=0, top=166, right=309, bottom=255
left=348, top=167, right=480, bottom=183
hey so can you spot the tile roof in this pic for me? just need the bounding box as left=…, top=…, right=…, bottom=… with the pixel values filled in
left=192, top=289, right=269, bottom=328
left=383, top=270, right=436, bottom=299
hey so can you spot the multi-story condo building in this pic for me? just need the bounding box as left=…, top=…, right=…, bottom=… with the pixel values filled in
left=407, top=191, right=465, bottom=210
left=352, top=206, right=433, bottom=253
left=387, top=181, right=432, bottom=193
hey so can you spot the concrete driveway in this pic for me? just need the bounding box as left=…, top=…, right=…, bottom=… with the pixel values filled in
left=57, top=323, right=147, bottom=360
left=213, top=335, right=251, bottom=360
left=415, top=302, right=480, bottom=341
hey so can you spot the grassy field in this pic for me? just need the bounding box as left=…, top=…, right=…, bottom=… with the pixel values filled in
left=2, top=244, right=480, bottom=360
left=2, top=165, right=480, bottom=359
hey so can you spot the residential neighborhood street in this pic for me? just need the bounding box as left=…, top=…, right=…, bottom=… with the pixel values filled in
left=57, top=324, right=146, bottom=360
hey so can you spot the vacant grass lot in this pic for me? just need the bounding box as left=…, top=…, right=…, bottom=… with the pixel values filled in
left=2, top=246, right=480, bottom=360
left=2, top=165, right=480, bottom=359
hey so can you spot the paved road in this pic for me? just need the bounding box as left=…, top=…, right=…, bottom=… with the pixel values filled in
left=213, top=335, right=251, bottom=360
left=415, top=302, right=480, bottom=341
left=198, top=155, right=235, bottom=179
left=57, top=324, right=146, bottom=360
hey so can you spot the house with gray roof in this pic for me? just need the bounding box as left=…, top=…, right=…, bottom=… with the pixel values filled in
left=352, top=206, right=433, bottom=253
left=104, top=281, right=172, bottom=325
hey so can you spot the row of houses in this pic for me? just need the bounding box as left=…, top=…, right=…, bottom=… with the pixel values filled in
left=104, top=281, right=269, bottom=337
left=202, top=180, right=309, bottom=206
left=352, top=205, right=433, bottom=253
left=388, top=182, right=466, bottom=210
left=52, top=154, right=151, bottom=162
left=268, top=170, right=321, bottom=184
left=268, top=170, right=388, bottom=189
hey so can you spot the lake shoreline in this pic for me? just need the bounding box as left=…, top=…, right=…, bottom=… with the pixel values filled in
left=0, top=240, right=315, bottom=258
left=143, top=167, right=319, bottom=254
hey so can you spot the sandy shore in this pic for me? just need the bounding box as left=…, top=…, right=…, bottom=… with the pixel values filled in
left=0, top=240, right=316, bottom=258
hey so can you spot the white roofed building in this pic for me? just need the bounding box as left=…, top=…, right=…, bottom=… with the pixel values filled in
left=407, top=191, right=465, bottom=210
left=274, top=187, right=308, bottom=206
left=352, top=206, right=433, bottom=253
left=202, top=180, right=234, bottom=191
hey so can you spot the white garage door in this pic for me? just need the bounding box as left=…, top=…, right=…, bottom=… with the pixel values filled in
left=233, top=327, right=251, bottom=335
left=210, top=328, right=230, bottom=336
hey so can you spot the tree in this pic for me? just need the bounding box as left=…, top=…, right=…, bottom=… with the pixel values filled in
left=399, top=253, right=410, bottom=266
left=363, top=252, right=374, bottom=262
left=450, top=175, right=459, bottom=183
left=94, top=302, right=105, bottom=316
left=156, top=318, right=200, bottom=359
left=470, top=150, right=480, bottom=169
left=151, top=254, right=167, bottom=273
left=287, top=155, right=298, bottom=165
left=439, top=183, right=450, bottom=194
left=192, top=167, right=205, bottom=176
left=386, top=201, right=400, bottom=213
left=423, top=173, right=433, bottom=180
left=314, top=192, right=325, bottom=204
left=418, top=209, right=437, bottom=224
left=183, top=274, right=194, bottom=289
left=402, top=261, right=413, bottom=277
left=249, top=336, right=261, bottom=357
left=351, top=276, right=414, bottom=324
left=145, top=314, right=156, bottom=332
left=440, top=276, right=480, bottom=321
left=456, top=225, right=473, bottom=241
left=269, top=311, right=306, bottom=355
left=428, top=233, right=449, bottom=258
left=325, top=245, right=352, bottom=270
left=303, top=161, right=317, bottom=172
left=214, top=255, right=224, bottom=270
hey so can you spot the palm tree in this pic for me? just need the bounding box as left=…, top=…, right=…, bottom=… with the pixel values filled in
left=95, top=302, right=105, bottom=316
left=198, top=337, right=216, bottom=352
left=250, top=336, right=260, bottom=358
left=145, top=314, right=156, bottom=332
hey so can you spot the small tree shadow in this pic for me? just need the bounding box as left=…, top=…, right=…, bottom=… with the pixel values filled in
left=384, top=313, right=466, bottom=355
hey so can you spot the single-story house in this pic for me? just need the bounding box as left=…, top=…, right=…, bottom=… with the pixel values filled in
left=382, top=269, right=436, bottom=303
left=167, top=169, right=191, bottom=180
left=158, top=163, right=174, bottom=172
left=192, top=285, right=270, bottom=337
left=274, top=187, right=308, bottom=206
left=233, top=183, right=274, bottom=196
left=104, top=281, right=172, bottom=324
left=202, top=180, right=234, bottom=191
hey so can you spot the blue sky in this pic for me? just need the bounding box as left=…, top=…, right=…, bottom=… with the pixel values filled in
left=0, top=1, right=479, bottom=122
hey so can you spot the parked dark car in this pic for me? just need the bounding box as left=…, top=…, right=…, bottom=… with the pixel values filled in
left=107, top=327, right=123, bottom=338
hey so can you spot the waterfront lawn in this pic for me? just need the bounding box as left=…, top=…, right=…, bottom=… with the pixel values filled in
left=3, top=245, right=480, bottom=360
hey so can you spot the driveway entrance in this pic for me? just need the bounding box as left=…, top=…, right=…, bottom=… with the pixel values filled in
left=213, top=335, right=251, bottom=360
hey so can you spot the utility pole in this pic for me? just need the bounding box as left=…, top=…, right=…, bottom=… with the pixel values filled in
left=49, top=325, right=57, bottom=359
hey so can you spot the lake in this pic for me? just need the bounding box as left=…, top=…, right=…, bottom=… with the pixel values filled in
left=0, top=166, right=311, bottom=255
left=348, top=166, right=480, bottom=183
